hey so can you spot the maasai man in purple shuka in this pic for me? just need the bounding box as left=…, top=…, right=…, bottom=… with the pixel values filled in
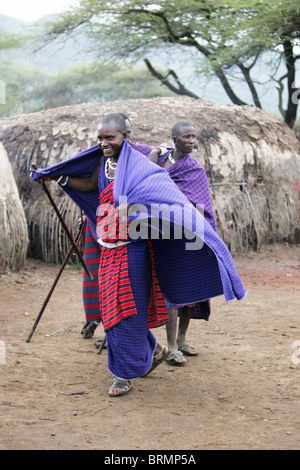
left=32, top=113, right=247, bottom=398
left=146, top=120, right=218, bottom=366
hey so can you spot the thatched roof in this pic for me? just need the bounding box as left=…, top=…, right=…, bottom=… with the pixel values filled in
left=0, top=97, right=299, bottom=263
left=0, top=142, right=29, bottom=273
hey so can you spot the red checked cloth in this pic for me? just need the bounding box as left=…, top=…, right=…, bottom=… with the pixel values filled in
left=97, top=182, right=167, bottom=331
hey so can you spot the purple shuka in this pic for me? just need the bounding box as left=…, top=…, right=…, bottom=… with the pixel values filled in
left=156, top=151, right=217, bottom=319
left=32, top=140, right=247, bottom=307
left=158, top=151, right=217, bottom=232
left=32, top=141, right=247, bottom=379
left=113, top=140, right=247, bottom=305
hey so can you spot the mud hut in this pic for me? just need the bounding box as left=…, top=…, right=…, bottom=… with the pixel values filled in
left=0, top=142, right=29, bottom=273
left=0, top=97, right=299, bottom=264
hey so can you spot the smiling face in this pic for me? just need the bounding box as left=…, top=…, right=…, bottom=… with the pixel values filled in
left=173, top=125, right=196, bottom=155
left=97, top=121, right=126, bottom=160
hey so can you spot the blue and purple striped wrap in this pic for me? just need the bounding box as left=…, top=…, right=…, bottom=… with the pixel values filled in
left=32, top=140, right=247, bottom=307
left=113, top=140, right=247, bottom=305
left=157, top=150, right=217, bottom=318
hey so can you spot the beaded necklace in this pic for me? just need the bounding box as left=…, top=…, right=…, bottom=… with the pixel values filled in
left=168, top=152, right=176, bottom=165
left=105, top=158, right=117, bottom=181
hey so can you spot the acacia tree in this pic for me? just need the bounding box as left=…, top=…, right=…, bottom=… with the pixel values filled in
left=40, top=0, right=300, bottom=127
left=232, top=0, right=300, bottom=127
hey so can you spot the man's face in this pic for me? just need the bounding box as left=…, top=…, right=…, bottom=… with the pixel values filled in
left=97, top=122, right=126, bottom=159
left=174, top=126, right=196, bottom=154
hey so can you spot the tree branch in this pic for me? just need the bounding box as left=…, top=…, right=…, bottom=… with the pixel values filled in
left=270, top=72, right=288, bottom=119
left=173, top=34, right=248, bottom=106
left=144, top=59, right=199, bottom=98
left=237, top=62, right=262, bottom=108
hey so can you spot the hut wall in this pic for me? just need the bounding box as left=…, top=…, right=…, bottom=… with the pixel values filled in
left=0, top=142, right=29, bottom=272
left=0, top=97, right=299, bottom=263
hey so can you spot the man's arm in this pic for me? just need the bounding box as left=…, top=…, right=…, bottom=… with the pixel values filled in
left=31, top=156, right=102, bottom=192
left=129, top=141, right=168, bottom=163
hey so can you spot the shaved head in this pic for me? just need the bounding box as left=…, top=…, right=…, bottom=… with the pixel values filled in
left=171, top=120, right=196, bottom=156
left=98, top=113, right=131, bottom=134
left=172, top=120, right=194, bottom=139
left=98, top=113, right=128, bottom=133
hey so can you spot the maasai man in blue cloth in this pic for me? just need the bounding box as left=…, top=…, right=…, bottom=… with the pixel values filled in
left=147, top=120, right=217, bottom=366
left=82, top=117, right=217, bottom=368
left=33, top=114, right=170, bottom=397
left=32, top=113, right=247, bottom=397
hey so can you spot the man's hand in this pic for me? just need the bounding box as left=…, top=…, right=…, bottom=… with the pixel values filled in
left=30, top=163, right=54, bottom=183
left=148, top=147, right=161, bottom=163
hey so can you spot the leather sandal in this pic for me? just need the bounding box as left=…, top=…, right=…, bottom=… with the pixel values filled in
left=141, top=345, right=169, bottom=377
left=166, top=350, right=186, bottom=366
left=108, top=378, right=132, bottom=397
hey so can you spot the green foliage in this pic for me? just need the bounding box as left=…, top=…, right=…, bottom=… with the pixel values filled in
left=39, top=0, right=300, bottom=126
left=2, top=1, right=300, bottom=126
left=0, top=61, right=173, bottom=117
left=0, top=25, right=20, bottom=52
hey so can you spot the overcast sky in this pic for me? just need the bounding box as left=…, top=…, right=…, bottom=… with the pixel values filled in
left=0, top=0, right=78, bottom=22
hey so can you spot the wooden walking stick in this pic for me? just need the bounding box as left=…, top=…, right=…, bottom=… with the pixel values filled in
left=41, top=180, right=93, bottom=281
left=26, top=222, right=85, bottom=342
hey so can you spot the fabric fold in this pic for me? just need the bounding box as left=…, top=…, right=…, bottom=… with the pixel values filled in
left=113, top=140, right=247, bottom=304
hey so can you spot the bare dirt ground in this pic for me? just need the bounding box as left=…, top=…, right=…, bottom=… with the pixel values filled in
left=0, top=243, right=299, bottom=451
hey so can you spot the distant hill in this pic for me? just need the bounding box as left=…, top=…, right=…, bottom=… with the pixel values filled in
left=0, top=12, right=297, bottom=118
